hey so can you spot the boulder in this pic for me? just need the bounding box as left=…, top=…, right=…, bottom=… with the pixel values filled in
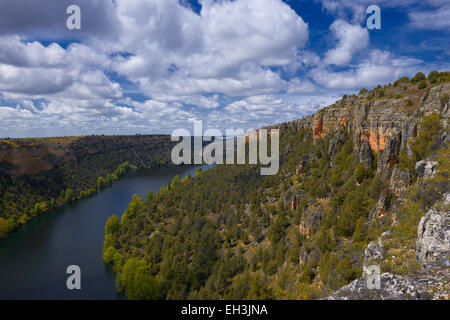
left=416, top=193, right=450, bottom=270
left=415, top=160, right=438, bottom=178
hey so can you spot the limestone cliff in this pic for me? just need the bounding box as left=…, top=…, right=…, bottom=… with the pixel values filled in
left=273, top=82, right=450, bottom=175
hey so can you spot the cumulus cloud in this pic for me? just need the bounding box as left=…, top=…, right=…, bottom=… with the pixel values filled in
left=109, top=0, right=309, bottom=99
left=312, top=50, right=423, bottom=89
left=324, top=20, right=369, bottom=66
left=0, top=0, right=445, bottom=137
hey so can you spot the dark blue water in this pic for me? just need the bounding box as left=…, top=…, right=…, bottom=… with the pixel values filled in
left=0, top=164, right=211, bottom=299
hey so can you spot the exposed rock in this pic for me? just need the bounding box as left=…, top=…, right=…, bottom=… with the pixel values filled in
left=358, top=140, right=374, bottom=168
left=283, top=192, right=303, bottom=211
left=415, top=82, right=450, bottom=117
left=416, top=193, right=450, bottom=270
left=326, top=193, right=449, bottom=300
left=313, top=115, right=326, bottom=138
left=299, top=207, right=323, bottom=238
left=325, top=272, right=442, bottom=300
left=415, top=160, right=439, bottom=178
left=369, top=192, right=391, bottom=219
left=377, top=128, right=402, bottom=173
left=296, top=156, right=309, bottom=177
left=363, top=232, right=388, bottom=265
left=389, top=168, right=412, bottom=197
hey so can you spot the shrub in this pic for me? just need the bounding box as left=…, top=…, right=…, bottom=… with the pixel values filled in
left=355, top=163, right=367, bottom=184
left=411, top=72, right=426, bottom=83
left=393, top=76, right=409, bottom=86
left=410, top=113, right=443, bottom=161
left=417, top=80, right=427, bottom=89
left=428, top=70, right=438, bottom=84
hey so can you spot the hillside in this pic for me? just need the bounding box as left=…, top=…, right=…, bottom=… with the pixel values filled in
left=103, top=71, right=449, bottom=300
left=0, top=135, right=177, bottom=239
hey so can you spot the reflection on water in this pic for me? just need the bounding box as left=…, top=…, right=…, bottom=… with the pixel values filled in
left=0, top=164, right=211, bottom=299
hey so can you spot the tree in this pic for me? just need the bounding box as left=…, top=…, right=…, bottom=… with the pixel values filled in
left=128, top=266, right=161, bottom=300
left=0, top=217, right=10, bottom=238
left=411, top=113, right=443, bottom=161
left=417, top=80, right=427, bottom=89
left=105, top=215, right=120, bottom=234
left=355, top=163, right=367, bottom=183
left=103, top=246, right=117, bottom=264
left=411, top=72, right=425, bottom=83
left=428, top=70, right=438, bottom=83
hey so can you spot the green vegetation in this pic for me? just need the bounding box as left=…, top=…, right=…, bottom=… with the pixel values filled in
left=0, top=135, right=175, bottom=239
left=102, top=74, right=450, bottom=300
left=359, top=88, right=368, bottom=94
left=411, top=72, right=426, bottom=84
left=0, top=161, right=131, bottom=239
left=398, top=113, right=444, bottom=174
left=383, top=145, right=449, bottom=275
left=103, top=126, right=390, bottom=299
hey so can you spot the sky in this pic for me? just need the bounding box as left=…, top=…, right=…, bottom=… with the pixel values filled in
left=0, top=0, right=449, bottom=138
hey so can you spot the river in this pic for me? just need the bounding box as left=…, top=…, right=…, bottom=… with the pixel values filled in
left=0, top=164, right=211, bottom=299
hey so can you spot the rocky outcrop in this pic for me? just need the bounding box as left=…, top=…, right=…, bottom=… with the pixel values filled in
left=376, top=128, right=402, bottom=174
left=278, top=83, right=450, bottom=175
left=415, top=82, right=450, bottom=117
left=415, top=160, right=439, bottom=178
left=299, top=207, right=323, bottom=238
left=358, top=140, right=374, bottom=168
left=368, top=192, right=391, bottom=219
left=325, top=272, right=446, bottom=300
left=283, top=191, right=304, bottom=211
left=296, top=156, right=309, bottom=177
left=389, top=168, right=412, bottom=197
left=416, top=193, right=450, bottom=270
left=326, top=193, right=449, bottom=300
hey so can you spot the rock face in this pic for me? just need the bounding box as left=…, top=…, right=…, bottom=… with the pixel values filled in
left=283, top=191, right=303, bottom=211
left=389, top=168, right=412, bottom=197
left=299, top=207, right=323, bottom=239
left=325, top=272, right=444, bottom=300
left=296, top=156, right=309, bottom=177
left=358, top=140, right=374, bottom=168
left=269, top=80, right=450, bottom=300
left=368, top=192, right=391, bottom=219
left=326, top=194, right=450, bottom=300
left=268, top=82, right=450, bottom=175
left=415, top=160, right=439, bottom=178
left=416, top=193, right=450, bottom=270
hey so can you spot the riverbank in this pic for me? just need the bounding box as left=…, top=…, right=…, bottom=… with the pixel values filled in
left=0, top=164, right=210, bottom=299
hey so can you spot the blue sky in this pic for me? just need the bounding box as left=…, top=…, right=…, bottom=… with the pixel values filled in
left=0, top=0, right=448, bottom=138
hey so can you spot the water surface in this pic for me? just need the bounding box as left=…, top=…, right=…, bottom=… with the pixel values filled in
left=0, top=164, right=210, bottom=299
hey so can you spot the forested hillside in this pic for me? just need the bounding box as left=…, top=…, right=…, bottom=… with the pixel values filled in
left=0, top=135, right=176, bottom=239
left=103, top=71, right=450, bottom=300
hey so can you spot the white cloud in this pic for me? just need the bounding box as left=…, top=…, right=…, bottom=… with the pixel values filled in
left=324, top=20, right=369, bottom=66
left=312, top=50, right=423, bottom=89
left=112, top=0, right=309, bottom=97
left=409, top=2, right=450, bottom=30
left=286, top=78, right=317, bottom=94
left=0, top=0, right=445, bottom=137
